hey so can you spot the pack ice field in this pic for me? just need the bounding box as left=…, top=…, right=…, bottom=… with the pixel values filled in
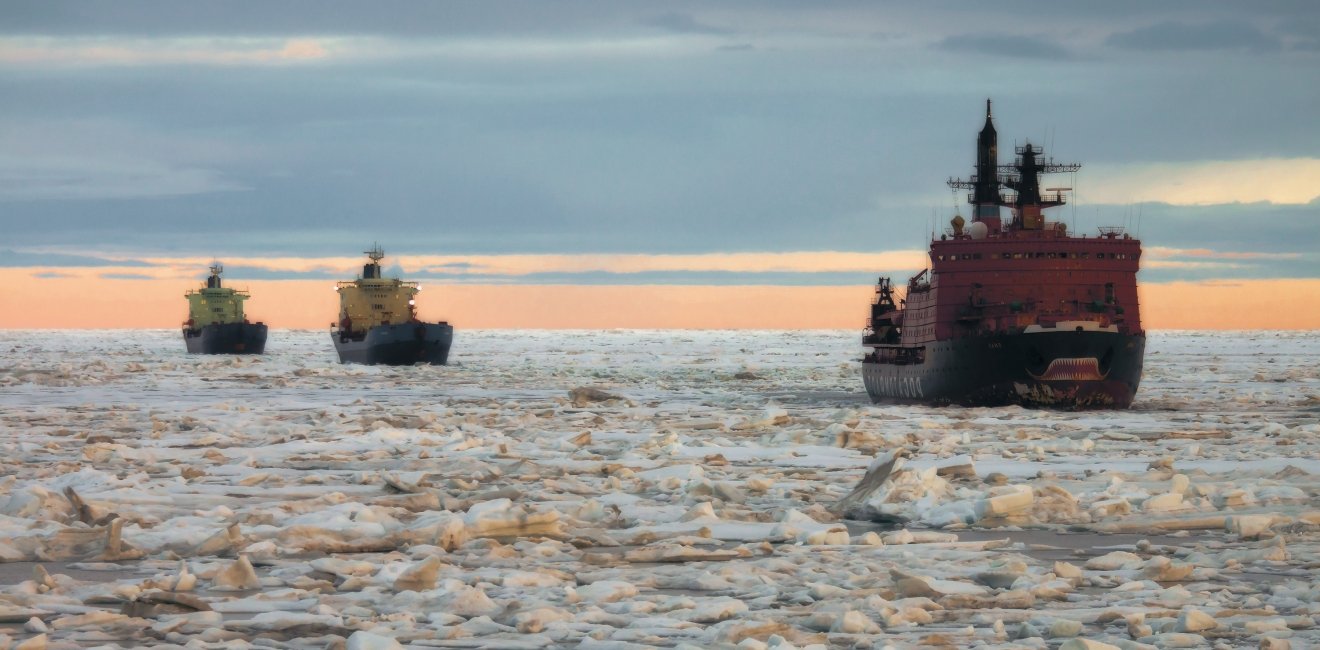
left=0, top=330, right=1316, bottom=649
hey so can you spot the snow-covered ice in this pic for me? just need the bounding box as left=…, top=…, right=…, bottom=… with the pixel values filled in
left=0, top=329, right=1317, bottom=648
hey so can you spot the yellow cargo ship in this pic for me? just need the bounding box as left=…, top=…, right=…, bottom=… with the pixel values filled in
left=331, top=246, right=453, bottom=364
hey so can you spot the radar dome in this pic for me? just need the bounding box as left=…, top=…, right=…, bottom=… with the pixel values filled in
left=968, top=221, right=989, bottom=240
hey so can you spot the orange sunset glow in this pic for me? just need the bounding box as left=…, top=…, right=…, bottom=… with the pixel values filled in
left=3, top=270, right=1318, bottom=330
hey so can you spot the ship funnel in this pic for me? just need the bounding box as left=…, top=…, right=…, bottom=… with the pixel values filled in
left=363, top=244, right=385, bottom=279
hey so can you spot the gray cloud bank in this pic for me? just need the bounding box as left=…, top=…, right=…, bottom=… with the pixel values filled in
left=1105, top=20, right=1283, bottom=53
left=0, top=1, right=1317, bottom=284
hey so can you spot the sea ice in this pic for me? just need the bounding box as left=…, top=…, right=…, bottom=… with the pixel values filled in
left=0, top=329, right=1315, bottom=647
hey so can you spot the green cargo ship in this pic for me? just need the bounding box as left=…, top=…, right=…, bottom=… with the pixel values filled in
left=182, top=263, right=268, bottom=354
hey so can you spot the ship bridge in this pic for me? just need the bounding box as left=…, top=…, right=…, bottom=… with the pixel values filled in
left=335, top=246, right=422, bottom=334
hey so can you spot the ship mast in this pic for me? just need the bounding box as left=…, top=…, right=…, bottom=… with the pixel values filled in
left=207, top=262, right=224, bottom=289
left=973, top=99, right=1002, bottom=227
left=999, top=142, right=1080, bottom=230
left=363, top=244, right=385, bottom=280
left=947, top=100, right=1081, bottom=233
left=948, top=99, right=1004, bottom=232
left=365, top=244, right=385, bottom=264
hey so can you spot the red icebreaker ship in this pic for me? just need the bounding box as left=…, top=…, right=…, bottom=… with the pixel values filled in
left=862, top=101, right=1145, bottom=408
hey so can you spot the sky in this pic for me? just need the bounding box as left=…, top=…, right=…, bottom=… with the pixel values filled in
left=1, top=1, right=1318, bottom=328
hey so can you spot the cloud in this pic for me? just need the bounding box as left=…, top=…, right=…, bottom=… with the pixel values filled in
left=14, top=250, right=930, bottom=285
left=1276, top=17, right=1320, bottom=51
left=1081, top=158, right=1320, bottom=205
left=0, top=119, right=253, bottom=201
left=0, top=249, right=151, bottom=267
left=642, top=12, right=734, bottom=36
left=1145, top=247, right=1302, bottom=261
left=1105, top=20, right=1282, bottom=52
left=26, top=244, right=1318, bottom=287
left=1144, top=260, right=1247, bottom=270
left=1136, top=246, right=1316, bottom=282
left=0, top=33, right=701, bottom=69
left=0, top=37, right=331, bottom=66
left=0, top=248, right=939, bottom=294
left=0, top=155, right=245, bottom=200
left=175, top=250, right=930, bottom=277
left=0, top=3, right=1316, bottom=279
left=0, top=2, right=673, bottom=39
left=406, top=36, right=707, bottom=61
left=937, top=33, right=1072, bottom=59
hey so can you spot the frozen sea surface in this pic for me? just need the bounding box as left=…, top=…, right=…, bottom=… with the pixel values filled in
left=0, top=329, right=1316, bottom=648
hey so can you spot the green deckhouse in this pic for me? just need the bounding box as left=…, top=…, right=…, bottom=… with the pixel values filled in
left=185, top=263, right=250, bottom=328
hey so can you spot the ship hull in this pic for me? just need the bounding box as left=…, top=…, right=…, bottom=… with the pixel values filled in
left=183, top=322, right=268, bottom=355
left=863, top=330, right=1144, bottom=409
left=332, top=322, right=453, bottom=365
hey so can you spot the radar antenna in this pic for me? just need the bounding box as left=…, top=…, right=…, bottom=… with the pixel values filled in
left=365, top=243, right=385, bottom=263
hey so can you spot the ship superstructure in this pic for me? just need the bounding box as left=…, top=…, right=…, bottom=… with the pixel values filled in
left=862, top=101, right=1145, bottom=408
left=182, top=263, right=268, bottom=354
left=332, top=245, right=453, bottom=365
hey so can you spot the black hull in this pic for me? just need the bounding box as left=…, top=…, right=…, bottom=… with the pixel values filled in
left=863, top=330, right=1144, bottom=409
left=183, top=322, right=268, bottom=355
left=333, top=322, right=453, bottom=365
